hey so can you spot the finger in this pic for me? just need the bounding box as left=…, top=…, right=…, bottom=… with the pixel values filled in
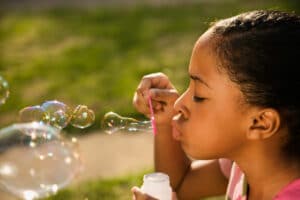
left=133, top=92, right=151, bottom=115
left=131, top=186, right=159, bottom=200
left=152, top=101, right=163, bottom=111
left=134, top=73, right=176, bottom=113
left=131, top=186, right=141, bottom=193
left=132, top=193, right=136, bottom=200
left=133, top=90, right=166, bottom=115
left=131, top=187, right=147, bottom=200
left=136, top=73, right=174, bottom=97
left=131, top=186, right=139, bottom=200
left=149, top=88, right=179, bottom=103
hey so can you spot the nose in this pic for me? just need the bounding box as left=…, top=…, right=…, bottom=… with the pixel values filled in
left=174, top=90, right=189, bottom=120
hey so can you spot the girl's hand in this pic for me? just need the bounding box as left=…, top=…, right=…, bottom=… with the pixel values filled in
left=131, top=186, right=178, bottom=200
left=133, top=73, right=179, bottom=125
left=131, top=186, right=158, bottom=200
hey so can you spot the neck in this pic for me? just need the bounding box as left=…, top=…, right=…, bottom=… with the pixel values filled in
left=233, top=146, right=300, bottom=200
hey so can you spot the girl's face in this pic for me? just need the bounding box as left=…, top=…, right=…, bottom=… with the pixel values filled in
left=173, top=30, right=253, bottom=160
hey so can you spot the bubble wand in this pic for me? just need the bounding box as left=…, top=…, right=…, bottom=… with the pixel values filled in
left=148, top=96, right=157, bottom=136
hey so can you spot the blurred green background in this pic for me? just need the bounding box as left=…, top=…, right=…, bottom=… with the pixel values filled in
left=0, top=0, right=299, bottom=199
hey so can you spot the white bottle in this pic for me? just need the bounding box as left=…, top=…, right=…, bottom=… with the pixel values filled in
left=141, top=172, right=172, bottom=200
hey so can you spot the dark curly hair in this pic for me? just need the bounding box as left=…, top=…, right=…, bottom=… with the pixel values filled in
left=210, top=10, right=300, bottom=161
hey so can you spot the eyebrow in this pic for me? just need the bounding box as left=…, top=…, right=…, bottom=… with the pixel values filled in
left=189, top=74, right=210, bottom=88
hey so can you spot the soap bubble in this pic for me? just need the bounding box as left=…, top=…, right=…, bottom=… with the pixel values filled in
left=41, top=100, right=72, bottom=129
left=101, top=111, right=152, bottom=134
left=0, top=122, right=82, bottom=200
left=70, top=105, right=95, bottom=129
left=19, top=101, right=95, bottom=131
left=0, top=75, right=9, bottom=105
left=18, top=106, right=48, bottom=124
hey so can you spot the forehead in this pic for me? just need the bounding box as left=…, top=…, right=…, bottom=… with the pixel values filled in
left=189, top=30, right=221, bottom=76
left=189, top=31, right=246, bottom=106
left=188, top=29, right=239, bottom=93
left=195, top=29, right=216, bottom=49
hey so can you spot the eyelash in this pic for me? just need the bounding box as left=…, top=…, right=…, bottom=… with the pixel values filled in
left=193, top=96, right=205, bottom=102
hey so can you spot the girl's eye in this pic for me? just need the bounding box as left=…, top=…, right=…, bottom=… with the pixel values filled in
left=193, top=96, right=205, bottom=102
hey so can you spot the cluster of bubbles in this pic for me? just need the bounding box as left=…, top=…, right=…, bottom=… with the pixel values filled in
left=101, top=111, right=152, bottom=134
left=0, top=76, right=94, bottom=199
left=19, top=100, right=95, bottom=130
left=0, top=75, right=153, bottom=200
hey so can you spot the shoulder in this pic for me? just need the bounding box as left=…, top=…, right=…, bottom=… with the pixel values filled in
left=274, top=178, right=300, bottom=200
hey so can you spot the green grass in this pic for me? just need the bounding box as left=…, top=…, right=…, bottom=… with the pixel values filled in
left=44, top=170, right=148, bottom=200
left=42, top=169, right=224, bottom=200
left=0, top=0, right=299, bottom=133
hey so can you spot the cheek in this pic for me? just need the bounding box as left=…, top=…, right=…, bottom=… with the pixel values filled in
left=184, top=127, right=229, bottom=159
left=182, top=108, right=246, bottom=159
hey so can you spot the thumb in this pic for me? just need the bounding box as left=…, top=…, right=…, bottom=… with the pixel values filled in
left=131, top=186, right=158, bottom=200
left=131, top=186, right=146, bottom=200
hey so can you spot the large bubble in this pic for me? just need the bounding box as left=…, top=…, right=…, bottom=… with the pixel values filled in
left=0, top=122, right=82, bottom=200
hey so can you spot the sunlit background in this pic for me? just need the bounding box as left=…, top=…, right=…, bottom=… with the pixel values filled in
left=0, top=0, right=299, bottom=199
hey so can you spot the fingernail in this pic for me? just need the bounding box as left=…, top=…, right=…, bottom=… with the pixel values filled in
left=155, top=104, right=160, bottom=110
left=148, top=89, right=155, bottom=98
left=142, top=91, right=148, bottom=98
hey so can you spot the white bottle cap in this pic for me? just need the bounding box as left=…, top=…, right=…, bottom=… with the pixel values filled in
left=141, top=172, right=172, bottom=200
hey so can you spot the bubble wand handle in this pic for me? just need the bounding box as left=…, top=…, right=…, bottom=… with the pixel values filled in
left=148, top=96, right=157, bottom=136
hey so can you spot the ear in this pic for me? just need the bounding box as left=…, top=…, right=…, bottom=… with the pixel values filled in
left=246, top=109, right=281, bottom=140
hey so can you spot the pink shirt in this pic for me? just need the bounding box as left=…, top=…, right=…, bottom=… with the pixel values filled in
left=219, top=159, right=300, bottom=200
left=274, top=178, right=300, bottom=200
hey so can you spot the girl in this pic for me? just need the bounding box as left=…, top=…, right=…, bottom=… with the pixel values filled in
left=131, top=10, right=300, bottom=200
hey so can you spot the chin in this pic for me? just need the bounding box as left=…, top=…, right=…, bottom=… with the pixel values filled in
left=185, top=153, right=198, bottom=161
left=181, top=145, right=201, bottom=160
left=182, top=144, right=219, bottom=160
